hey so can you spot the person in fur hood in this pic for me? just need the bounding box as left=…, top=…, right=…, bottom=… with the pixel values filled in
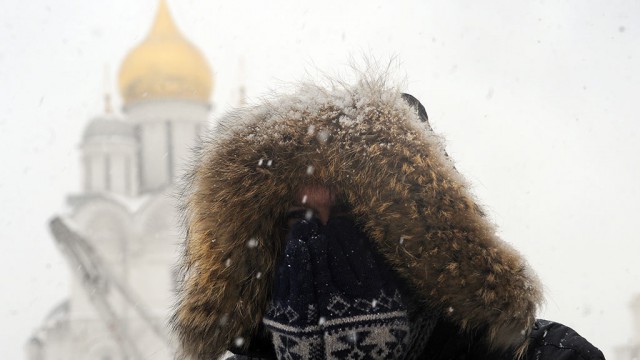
left=171, top=75, right=604, bottom=360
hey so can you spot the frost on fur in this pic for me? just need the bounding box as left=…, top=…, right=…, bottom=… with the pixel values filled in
left=171, top=74, right=543, bottom=359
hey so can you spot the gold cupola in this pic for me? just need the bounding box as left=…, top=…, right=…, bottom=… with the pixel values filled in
left=118, top=0, right=213, bottom=106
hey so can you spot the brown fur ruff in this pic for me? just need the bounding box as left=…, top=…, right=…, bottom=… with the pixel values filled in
left=172, top=77, right=543, bottom=359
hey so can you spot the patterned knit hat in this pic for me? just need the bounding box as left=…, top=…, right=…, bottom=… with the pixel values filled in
left=263, top=217, right=435, bottom=359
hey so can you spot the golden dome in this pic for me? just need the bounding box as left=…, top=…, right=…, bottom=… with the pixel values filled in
left=118, top=0, right=213, bottom=105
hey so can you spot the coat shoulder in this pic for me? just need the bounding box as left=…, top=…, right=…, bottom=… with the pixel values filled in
left=418, top=318, right=605, bottom=360
left=525, top=320, right=605, bottom=360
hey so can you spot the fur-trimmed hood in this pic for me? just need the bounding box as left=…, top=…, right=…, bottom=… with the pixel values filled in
left=172, top=76, right=543, bottom=359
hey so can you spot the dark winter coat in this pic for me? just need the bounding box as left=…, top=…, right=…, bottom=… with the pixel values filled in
left=222, top=319, right=604, bottom=359
left=171, top=76, right=603, bottom=359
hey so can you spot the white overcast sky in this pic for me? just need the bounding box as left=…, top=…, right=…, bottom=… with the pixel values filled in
left=1, top=0, right=639, bottom=358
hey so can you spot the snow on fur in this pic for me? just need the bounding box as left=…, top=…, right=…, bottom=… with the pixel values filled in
left=171, top=75, right=543, bottom=360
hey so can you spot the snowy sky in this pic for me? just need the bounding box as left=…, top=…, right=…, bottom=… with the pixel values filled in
left=1, top=0, right=639, bottom=358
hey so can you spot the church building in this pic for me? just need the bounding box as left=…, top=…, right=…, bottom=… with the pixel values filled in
left=26, top=1, right=214, bottom=359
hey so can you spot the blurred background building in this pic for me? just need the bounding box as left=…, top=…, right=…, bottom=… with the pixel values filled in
left=25, top=1, right=214, bottom=359
left=614, top=295, right=640, bottom=360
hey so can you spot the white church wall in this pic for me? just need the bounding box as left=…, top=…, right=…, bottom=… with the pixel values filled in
left=130, top=195, right=180, bottom=315
left=41, top=326, right=73, bottom=360
left=82, top=138, right=138, bottom=196
left=137, top=121, right=170, bottom=192
left=108, top=154, right=128, bottom=196
left=128, top=153, right=140, bottom=197
left=172, top=119, right=203, bottom=180
left=631, top=295, right=640, bottom=345
left=127, top=100, right=209, bottom=193
left=86, top=155, right=107, bottom=193
left=130, top=261, right=174, bottom=315
left=87, top=341, right=121, bottom=360
left=125, top=99, right=209, bottom=124
left=67, top=200, right=131, bottom=321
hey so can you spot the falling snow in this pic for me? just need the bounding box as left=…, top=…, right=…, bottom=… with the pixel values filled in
left=305, top=209, right=314, bottom=220
left=347, top=331, right=358, bottom=343
left=316, top=129, right=330, bottom=143
left=234, top=337, right=245, bottom=347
